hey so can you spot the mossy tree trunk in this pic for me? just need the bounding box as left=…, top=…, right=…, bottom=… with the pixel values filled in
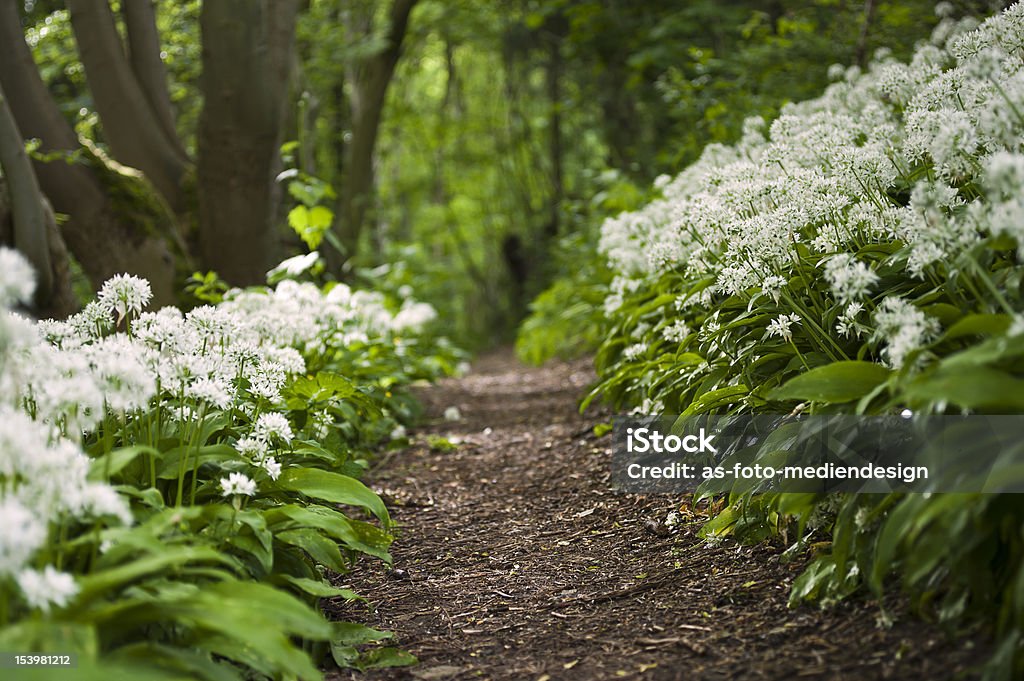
left=0, top=1, right=181, bottom=307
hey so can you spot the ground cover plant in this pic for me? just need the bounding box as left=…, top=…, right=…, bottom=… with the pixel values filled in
left=522, top=3, right=1024, bottom=677
left=0, top=250, right=462, bottom=679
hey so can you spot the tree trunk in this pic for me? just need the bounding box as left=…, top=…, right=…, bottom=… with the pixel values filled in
left=855, top=0, right=878, bottom=69
left=0, top=1, right=180, bottom=307
left=0, top=78, right=53, bottom=305
left=328, top=0, right=417, bottom=271
left=122, top=0, right=187, bottom=159
left=545, top=23, right=563, bottom=239
left=66, top=0, right=191, bottom=213
left=198, top=0, right=299, bottom=285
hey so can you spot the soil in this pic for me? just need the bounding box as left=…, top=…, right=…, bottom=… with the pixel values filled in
left=326, top=351, right=987, bottom=681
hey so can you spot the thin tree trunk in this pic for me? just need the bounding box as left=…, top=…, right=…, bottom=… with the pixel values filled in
left=122, top=0, right=187, bottom=159
left=0, top=1, right=180, bottom=306
left=0, top=79, right=53, bottom=304
left=0, top=179, right=77, bottom=318
left=329, top=0, right=417, bottom=270
left=66, top=0, right=190, bottom=211
left=197, top=0, right=299, bottom=285
left=545, top=25, right=563, bottom=239
left=855, top=0, right=878, bottom=69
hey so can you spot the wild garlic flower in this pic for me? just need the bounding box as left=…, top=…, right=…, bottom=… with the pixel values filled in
left=219, top=472, right=257, bottom=497
left=0, top=248, right=36, bottom=306
left=16, top=566, right=78, bottom=613
left=97, top=274, right=152, bottom=321
left=661, top=320, right=691, bottom=343
left=262, top=456, right=282, bottom=481
left=0, top=498, right=47, bottom=576
left=873, top=297, right=941, bottom=369
left=836, top=302, right=867, bottom=339
left=253, top=412, right=293, bottom=443
left=823, top=254, right=879, bottom=304
left=767, top=314, right=802, bottom=341
left=235, top=437, right=268, bottom=461
left=623, top=343, right=648, bottom=361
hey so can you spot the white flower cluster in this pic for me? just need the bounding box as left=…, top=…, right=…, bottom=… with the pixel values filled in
left=0, top=247, right=441, bottom=615
left=597, top=3, right=1024, bottom=365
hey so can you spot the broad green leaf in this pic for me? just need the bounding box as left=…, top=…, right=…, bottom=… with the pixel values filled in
left=940, top=313, right=1012, bottom=341
left=275, top=469, right=389, bottom=525
left=276, top=575, right=364, bottom=601
left=902, top=367, right=1024, bottom=410
left=89, top=445, right=161, bottom=481
left=770, top=361, right=891, bottom=404
left=682, top=385, right=748, bottom=415
left=277, top=528, right=348, bottom=572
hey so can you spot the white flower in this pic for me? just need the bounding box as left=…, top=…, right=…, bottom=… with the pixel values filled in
left=220, top=472, right=257, bottom=497
left=268, top=252, right=320, bottom=279
left=71, top=483, right=133, bottom=526
left=767, top=314, right=801, bottom=341
left=16, top=566, right=78, bottom=613
left=662, top=320, right=691, bottom=343
left=444, top=406, right=462, bottom=422
left=390, top=424, right=407, bottom=440
left=1009, top=315, right=1024, bottom=337
left=836, top=302, right=867, bottom=338
left=873, top=297, right=940, bottom=369
left=0, top=498, right=47, bottom=576
left=823, top=255, right=879, bottom=304
left=0, top=249, right=36, bottom=306
left=623, top=342, right=647, bottom=361
left=392, top=301, right=438, bottom=332
left=235, top=437, right=268, bottom=461
left=188, top=376, right=233, bottom=409
left=97, top=274, right=152, bottom=320
left=262, top=456, right=282, bottom=481
left=253, top=412, right=293, bottom=443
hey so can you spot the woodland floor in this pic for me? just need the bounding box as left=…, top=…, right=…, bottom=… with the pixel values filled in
left=326, top=351, right=987, bottom=681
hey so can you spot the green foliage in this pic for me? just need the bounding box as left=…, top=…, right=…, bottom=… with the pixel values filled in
left=554, top=4, right=1024, bottom=677
left=184, top=271, right=228, bottom=305
left=0, top=270, right=463, bottom=679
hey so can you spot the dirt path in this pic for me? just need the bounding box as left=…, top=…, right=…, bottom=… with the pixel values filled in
left=329, top=351, right=985, bottom=680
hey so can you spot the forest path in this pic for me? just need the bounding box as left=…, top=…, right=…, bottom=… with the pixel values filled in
left=330, top=350, right=983, bottom=681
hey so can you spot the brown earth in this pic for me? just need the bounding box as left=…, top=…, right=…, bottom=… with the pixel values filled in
left=326, top=351, right=987, bottom=681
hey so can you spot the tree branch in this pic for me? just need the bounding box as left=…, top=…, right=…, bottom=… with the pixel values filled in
left=122, top=0, right=186, bottom=157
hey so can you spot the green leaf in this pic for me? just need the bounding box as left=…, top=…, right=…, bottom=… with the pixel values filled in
left=276, top=575, right=364, bottom=601
left=107, top=643, right=241, bottom=681
left=277, top=528, right=348, bottom=573
left=275, top=469, right=390, bottom=525
left=940, top=313, right=1012, bottom=341
left=356, top=647, right=417, bottom=671
left=89, top=445, right=161, bottom=481
left=682, top=385, right=748, bottom=415
left=333, top=621, right=392, bottom=645
left=902, top=367, right=1024, bottom=411
left=770, top=361, right=891, bottom=404
left=74, top=547, right=235, bottom=604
